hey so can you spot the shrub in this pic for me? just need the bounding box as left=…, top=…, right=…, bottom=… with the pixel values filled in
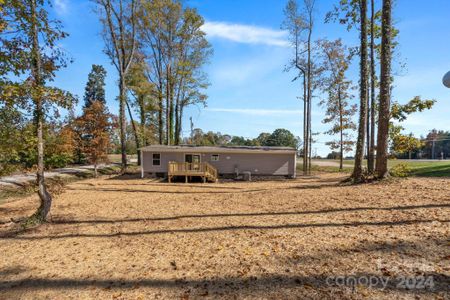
left=45, top=153, right=73, bottom=169
left=389, top=163, right=412, bottom=177
left=0, top=162, right=19, bottom=176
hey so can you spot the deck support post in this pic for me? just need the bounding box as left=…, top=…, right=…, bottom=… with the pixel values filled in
left=185, top=175, right=188, bottom=183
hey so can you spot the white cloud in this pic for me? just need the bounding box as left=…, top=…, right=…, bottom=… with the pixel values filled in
left=209, top=46, right=290, bottom=88
left=201, top=21, right=289, bottom=47
left=54, top=0, right=68, bottom=14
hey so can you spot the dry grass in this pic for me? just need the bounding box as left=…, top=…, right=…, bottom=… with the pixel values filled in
left=0, top=173, right=449, bottom=299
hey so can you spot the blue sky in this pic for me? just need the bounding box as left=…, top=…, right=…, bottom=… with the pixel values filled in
left=51, top=0, right=450, bottom=156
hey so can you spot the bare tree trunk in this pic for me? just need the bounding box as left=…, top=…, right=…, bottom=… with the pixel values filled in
left=366, top=81, right=370, bottom=160
left=376, top=0, right=392, bottom=178
left=98, top=0, right=137, bottom=170
left=169, top=86, right=174, bottom=145
left=139, top=95, right=147, bottom=146
left=30, top=0, right=52, bottom=222
left=126, top=99, right=140, bottom=165
left=306, top=12, right=313, bottom=175
left=174, top=69, right=185, bottom=146
left=308, top=105, right=312, bottom=173
left=158, top=91, right=163, bottom=144
left=352, top=0, right=368, bottom=182
left=119, top=77, right=128, bottom=172
left=368, top=0, right=376, bottom=173
left=302, top=73, right=308, bottom=175
left=177, top=105, right=184, bottom=145
left=165, top=64, right=171, bottom=145
left=174, top=99, right=181, bottom=145
left=94, top=162, right=98, bottom=178
left=338, top=87, right=343, bottom=171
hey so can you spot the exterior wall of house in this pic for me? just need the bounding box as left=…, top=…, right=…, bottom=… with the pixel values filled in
left=142, top=151, right=296, bottom=177
left=142, top=152, right=184, bottom=174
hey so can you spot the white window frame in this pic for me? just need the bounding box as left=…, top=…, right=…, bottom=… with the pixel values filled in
left=152, top=153, right=161, bottom=166
left=211, top=154, right=220, bottom=161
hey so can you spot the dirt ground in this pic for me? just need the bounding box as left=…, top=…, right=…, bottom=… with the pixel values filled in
left=0, top=173, right=449, bottom=299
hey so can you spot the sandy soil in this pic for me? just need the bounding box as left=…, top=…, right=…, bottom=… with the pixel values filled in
left=0, top=173, right=449, bottom=299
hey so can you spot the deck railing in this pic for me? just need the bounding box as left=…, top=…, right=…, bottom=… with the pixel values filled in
left=168, top=161, right=218, bottom=182
left=168, top=162, right=203, bottom=173
left=204, top=162, right=218, bottom=179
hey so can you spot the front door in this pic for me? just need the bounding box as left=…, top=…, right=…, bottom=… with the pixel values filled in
left=185, top=154, right=201, bottom=170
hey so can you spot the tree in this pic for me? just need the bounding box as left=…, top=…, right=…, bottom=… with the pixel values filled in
left=0, top=0, right=74, bottom=222
left=95, top=0, right=138, bottom=172
left=326, top=0, right=369, bottom=181
left=375, top=0, right=392, bottom=178
left=173, top=7, right=211, bottom=145
left=391, top=96, right=435, bottom=122
left=367, top=0, right=377, bottom=173
left=319, top=39, right=357, bottom=170
left=126, top=54, right=157, bottom=164
left=388, top=96, right=435, bottom=159
left=83, top=64, right=107, bottom=108
left=389, top=128, right=422, bottom=159
left=422, top=130, right=450, bottom=159
left=266, top=129, right=299, bottom=149
left=75, top=101, right=111, bottom=177
left=44, top=122, right=75, bottom=169
left=137, top=0, right=211, bottom=146
left=0, top=105, right=23, bottom=175
left=283, top=0, right=319, bottom=175
left=255, top=132, right=271, bottom=146
left=351, top=0, right=369, bottom=182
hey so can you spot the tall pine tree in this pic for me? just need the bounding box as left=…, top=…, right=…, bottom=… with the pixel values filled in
left=84, top=64, right=107, bottom=108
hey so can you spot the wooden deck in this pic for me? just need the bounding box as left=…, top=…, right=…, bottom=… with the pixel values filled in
left=168, top=162, right=218, bottom=183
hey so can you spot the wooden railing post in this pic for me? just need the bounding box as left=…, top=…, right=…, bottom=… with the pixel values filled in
left=167, top=161, right=218, bottom=182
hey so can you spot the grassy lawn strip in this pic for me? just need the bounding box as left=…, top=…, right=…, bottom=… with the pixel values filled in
left=309, top=160, right=450, bottom=177
left=394, top=161, right=450, bottom=177
left=297, top=164, right=353, bottom=173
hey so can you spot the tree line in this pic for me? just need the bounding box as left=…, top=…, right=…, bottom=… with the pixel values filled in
left=186, top=128, right=301, bottom=150
left=283, top=0, right=436, bottom=181
left=0, top=0, right=442, bottom=223
left=96, top=0, right=212, bottom=169
left=0, top=0, right=211, bottom=222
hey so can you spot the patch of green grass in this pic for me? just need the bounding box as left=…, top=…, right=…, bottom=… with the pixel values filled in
left=388, top=160, right=450, bottom=177
left=309, top=159, right=450, bottom=177
left=297, top=164, right=352, bottom=174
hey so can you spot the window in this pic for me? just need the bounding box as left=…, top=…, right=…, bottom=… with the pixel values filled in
left=152, top=153, right=161, bottom=166
left=211, top=154, right=220, bottom=161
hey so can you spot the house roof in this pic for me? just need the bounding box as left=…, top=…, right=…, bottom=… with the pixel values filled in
left=139, top=145, right=297, bottom=154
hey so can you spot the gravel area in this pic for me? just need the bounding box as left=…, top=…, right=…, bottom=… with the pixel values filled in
left=0, top=173, right=449, bottom=299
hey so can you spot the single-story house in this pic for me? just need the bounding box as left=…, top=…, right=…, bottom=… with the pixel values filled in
left=140, top=145, right=297, bottom=181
